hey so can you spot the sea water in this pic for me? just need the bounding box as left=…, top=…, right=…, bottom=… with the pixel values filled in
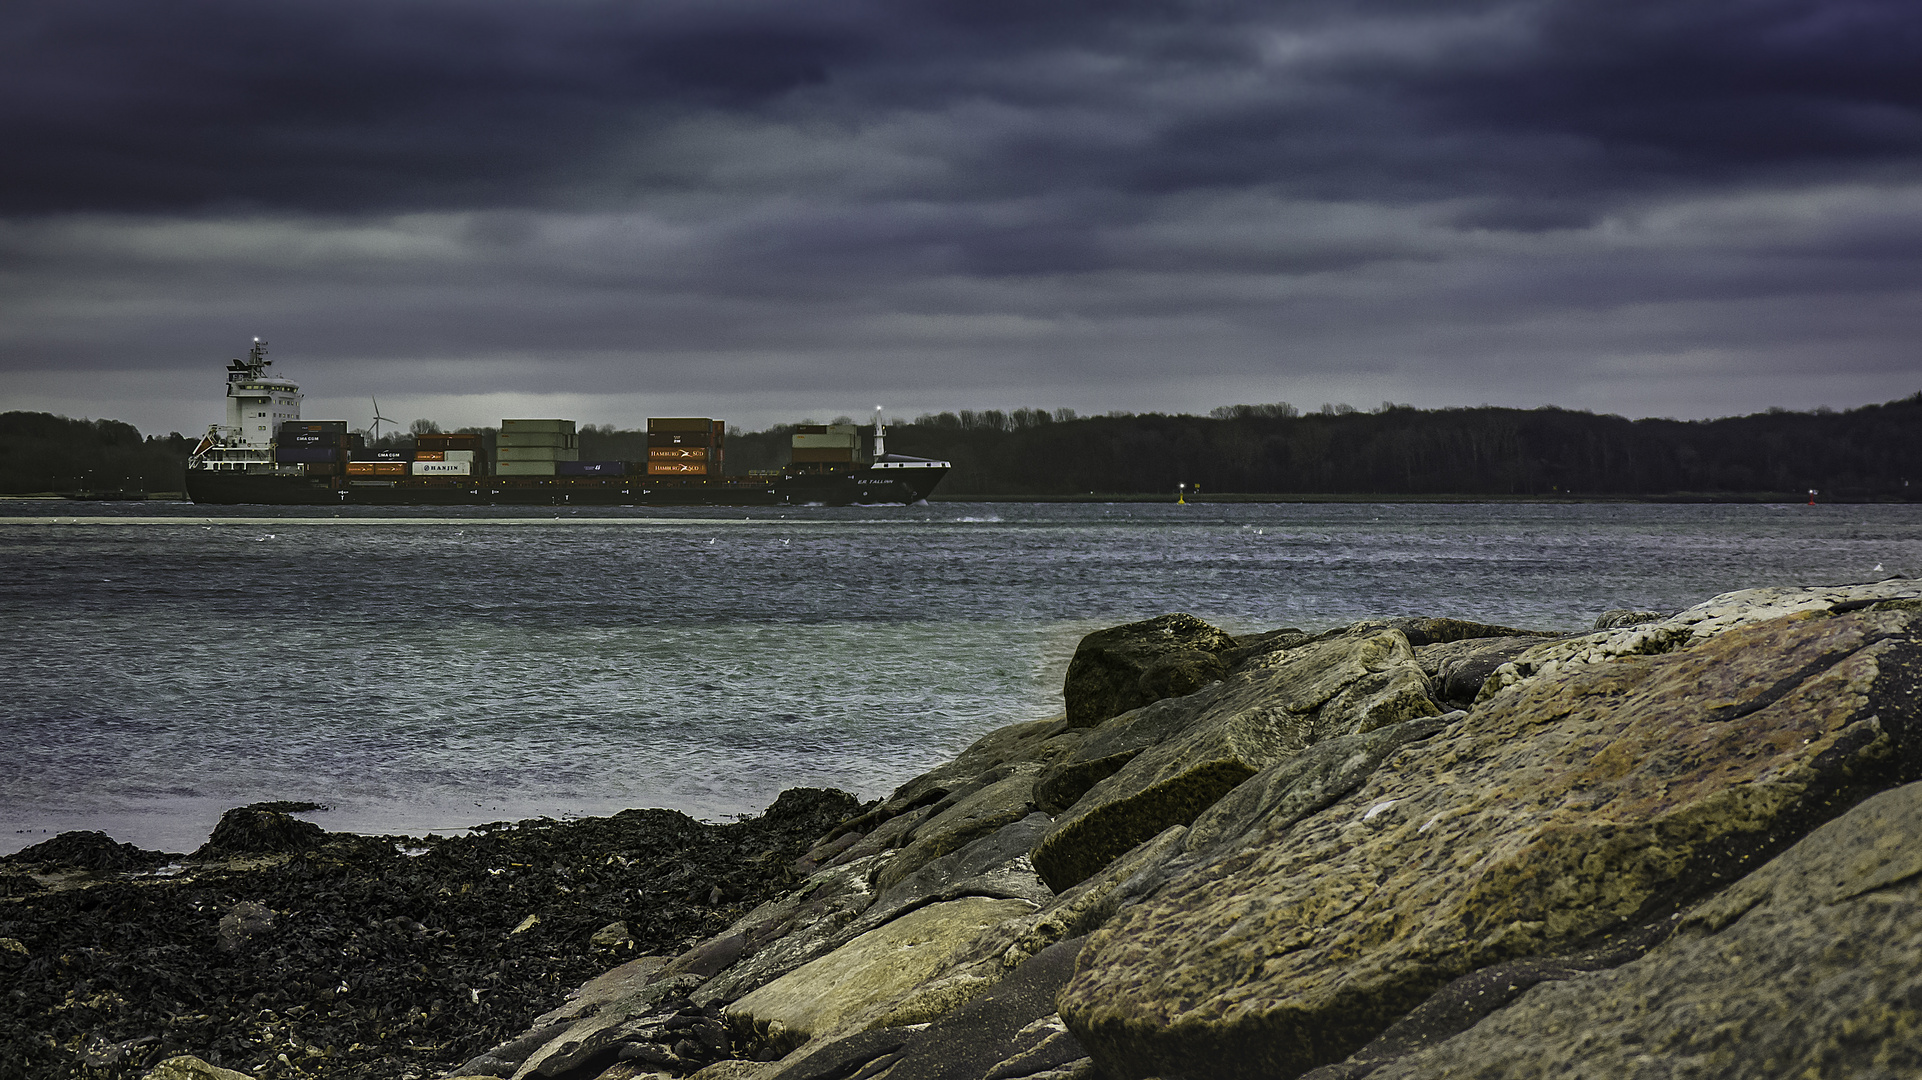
left=3, top=500, right=1919, bottom=855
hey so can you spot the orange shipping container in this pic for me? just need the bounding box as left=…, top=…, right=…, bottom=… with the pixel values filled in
left=648, top=447, right=707, bottom=461
left=346, top=461, right=408, bottom=476
left=648, top=462, right=709, bottom=475
left=414, top=450, right=446, bottom=461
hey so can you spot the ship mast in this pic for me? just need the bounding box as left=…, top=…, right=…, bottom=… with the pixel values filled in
left=873, top=406, right=886, bottom=459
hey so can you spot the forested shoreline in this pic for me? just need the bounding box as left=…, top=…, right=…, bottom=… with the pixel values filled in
left=6, top=394, right=1920, bottom=499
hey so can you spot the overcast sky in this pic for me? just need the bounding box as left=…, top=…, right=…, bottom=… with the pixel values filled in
left=4, top=0, right=1920, bottom=436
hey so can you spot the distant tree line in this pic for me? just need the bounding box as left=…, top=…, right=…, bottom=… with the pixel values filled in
left=0, top=413, right=196, bottom=495
left=865, top=396, right=1922, bottom=499
left=5, top=394, right=1920, bottom=499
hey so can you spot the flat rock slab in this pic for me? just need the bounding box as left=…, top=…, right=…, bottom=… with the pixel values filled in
left=1059, top=608, right=1922, bottom=1080
left=1364, top=777, right=1922, bottom=1079
left=727, top=896, right=1038, bottom=1058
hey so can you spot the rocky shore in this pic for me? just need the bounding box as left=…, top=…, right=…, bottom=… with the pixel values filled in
left=10, top=579, right=1922, bottom=1080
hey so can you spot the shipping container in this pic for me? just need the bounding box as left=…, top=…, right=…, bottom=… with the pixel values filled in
left=273, top=446, right=337, bottom=463
left=412, top=460, right=472, bottom=476
left=791, top=447, right=857, bottom=464
left=647, top=461, right=709, bottom=475
left=442, top=450, right=476, bottom=463
left=415, top=433, right=483, bottom=451
left=305, top=463, right=339, bottom=477
left=648, top=446, right=708, bottom=461
left=280, top=431, right=344, bottom=447
left=497, top=446, right=581, bottom=462
left=648, top=431, right=716, bottom=448
left=414, top=450, right=446, bottom=461
left=498, top=431, right=578, bottom=449
left=500, top=419, right=576, bottom=435
left=495, top=460, right=558, bottom=476
left=351, top=449, right=413, bottom=461
left=346, top=461, right=409, bottom=476
left=280, top=420, right=349, bottom=435
left=793, top=432, right=861, bottom=449
left=557, top=460, right=624, bottom=475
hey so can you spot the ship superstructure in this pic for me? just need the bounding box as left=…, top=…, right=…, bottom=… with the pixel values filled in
left=187, top=339, right=304, bottom=473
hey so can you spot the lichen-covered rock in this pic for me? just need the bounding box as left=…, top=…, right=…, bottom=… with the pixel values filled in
left=690, top=857, right=882, bottom=1008
left=1592, top=608, right=1666, bottom=630
left=1414, top=636, right=1548, bottom=705
left=1361, top=778, right=1922, bottom=1079
left=870, top=813, right=1055, bottom=914
left=874, top=770, right=1043, bottom=892
left=1059, top=607, right=1922, bottom=1080
left=726, top=897, right=1038, bottom=1058
left=1480, top=580, right=1922, bottom=702
left=1032, top=628, right=1441, bottom=891
left=1063, top=614, right=1238, bottom=729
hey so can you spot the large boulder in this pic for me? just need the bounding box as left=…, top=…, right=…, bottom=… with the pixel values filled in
left=1058, top=606, right=1922, bottom=1080
left=1062, top=614, right=1238, bottom=728
left=1358, top=777, right=1922, bottom=1078
left=726, top=896, right=1039, bottom=1058
left=1031, top=627, right=1442, bottom=891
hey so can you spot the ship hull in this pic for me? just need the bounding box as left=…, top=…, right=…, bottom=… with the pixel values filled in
left=185, top=465, right=944, bottom=507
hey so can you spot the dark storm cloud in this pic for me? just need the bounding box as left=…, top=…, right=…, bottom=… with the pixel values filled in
left=4, top=0, right=1922, bottom=433
left=7, top=0, right=1919, bottom=219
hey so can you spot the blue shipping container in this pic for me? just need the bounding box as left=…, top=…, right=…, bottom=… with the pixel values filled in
left=351, top=449, right=414, bottom=461
left=557, top=460, right=624, bottom=475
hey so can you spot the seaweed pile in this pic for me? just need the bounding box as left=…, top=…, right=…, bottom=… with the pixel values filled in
left=0, top=789, right=862, bottom=1080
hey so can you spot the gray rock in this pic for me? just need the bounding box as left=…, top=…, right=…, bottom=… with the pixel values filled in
left=1592, top=608, right=1667, bottom=630
left=957, top=824, right=1191, bottom=977
left=871, top=814, right=1056, bottom=914
left=1362, top=778, right=1922, bottom=1079
left=1344, top=616, right=1550, bottom=646
left=1179, top=713, right=1455, bottom=859
left=1480, top=579, right=1922, bottom=702
left=882, top=937, right=1089, bottom=1080
left=1063, top=614, right=1238, bottom=729
left=725, top=897, right=1039, bottom=1060
left=874, top=770, right=1043, bottom=892
left=215, top=901, right=275, bottom=953
left=140, top=1058, right=257, bottom=1080
left=1059, top=606, right=1922, bottom=1080
left=1414, top=636, right=1549, bottom=705
left=764, top=1028, right=917, bottom=1080
left=590, top=921, right=636, bottom=950
left=690, top=857, right=882, bottom=1008
left=1031, top=627, right=1441, bottom=892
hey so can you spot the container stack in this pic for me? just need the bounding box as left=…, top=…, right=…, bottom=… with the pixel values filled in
left=346, top=445, right=411, bottom=477
left=789, top=423, right=863, bottom=467
left=274, top=421, right=355, bottom=475
left=647, top=418, right=724, bottom=476
left=496, top=420, right=578, bottom=476
left=414, top=432, right=484, bottom=477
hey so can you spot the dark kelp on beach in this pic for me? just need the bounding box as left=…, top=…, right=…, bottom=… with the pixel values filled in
left=0, top=790, right=860, bottom=1079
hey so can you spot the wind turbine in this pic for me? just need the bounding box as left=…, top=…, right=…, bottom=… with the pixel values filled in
left=369, top=397, right=397, bottom=443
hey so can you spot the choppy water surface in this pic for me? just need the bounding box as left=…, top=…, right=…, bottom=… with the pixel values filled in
left=4, top=500, right=1919, bottom=854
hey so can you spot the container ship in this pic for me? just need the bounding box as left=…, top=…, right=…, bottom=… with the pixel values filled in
left=184, top=342, right=949, bottom=506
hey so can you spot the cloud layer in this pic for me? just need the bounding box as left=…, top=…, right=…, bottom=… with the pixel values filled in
left=4, top=0, right=1920, bottom=433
